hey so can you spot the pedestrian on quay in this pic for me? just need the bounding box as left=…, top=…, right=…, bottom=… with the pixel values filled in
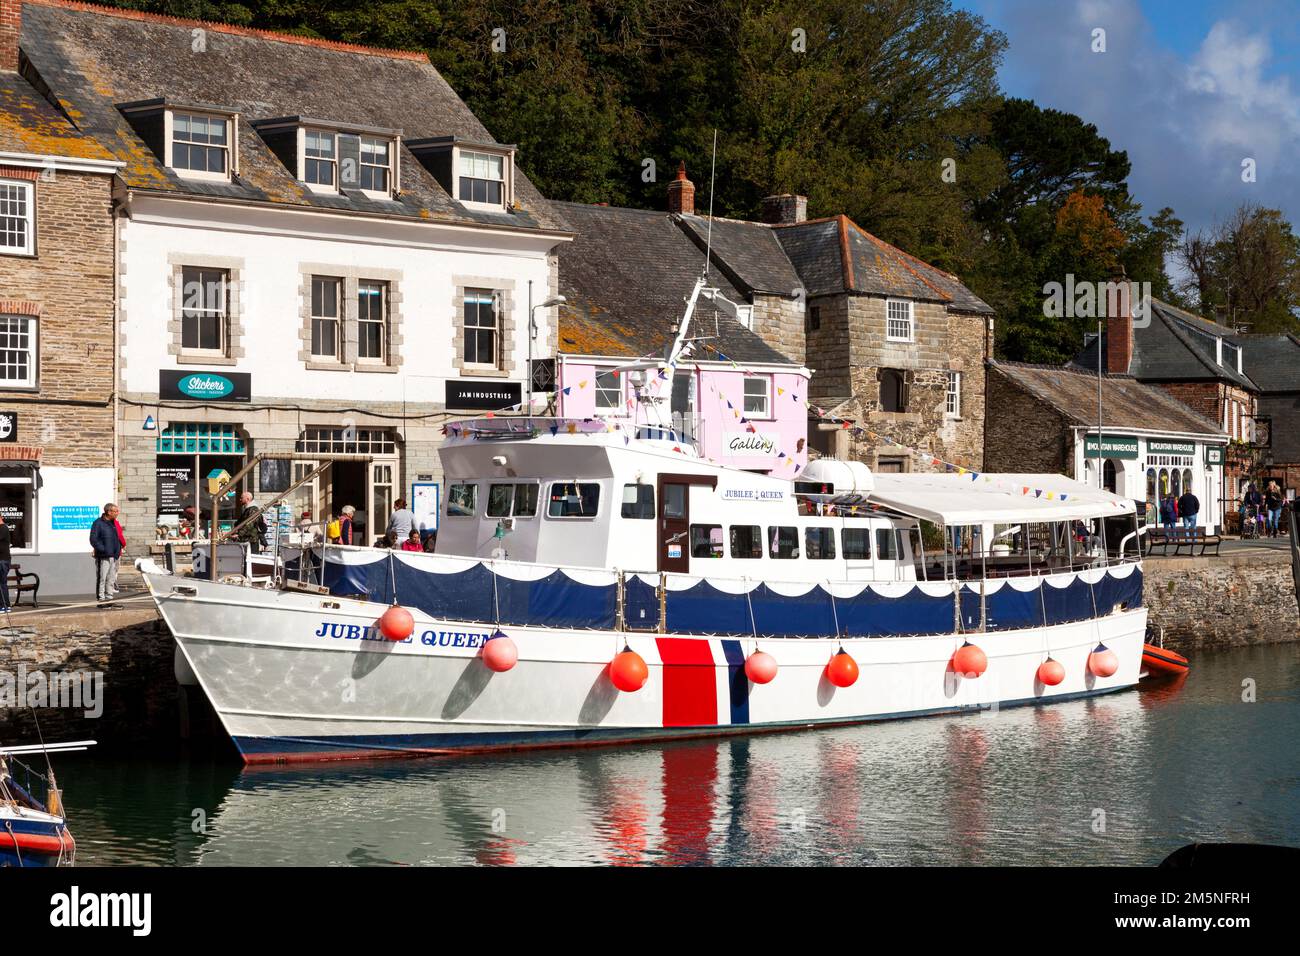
left=1177, top=487, right=1200, bottom=539
left=236, top=491, right=269, bottom=554
left=1159, top=493, right=1177, bottom=536
left=90, top=503, right=124, bottom=608
left=1264, top=481, right=1284, bottom=538
left=338, top=505, right=355, bottom=545
left=387, top=498, right=417, bottom=540
left=111, top=511, right=127, bottom=595
left=401, top=529, right=423, bottom=552
left=422, top=530, right=438, bottom=553
left=0, top=512, right=12, bottom=613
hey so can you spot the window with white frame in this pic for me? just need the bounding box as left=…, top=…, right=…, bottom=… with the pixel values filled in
left=180, top=266, right=228, bottom=353
left=735, top=304, right=754, bottom=330
left=310, top=276, right=342, bottom=360
left=458, top=150, right=505, bottom=206
left=303, top=130, right=336, bottom=188
left=357, top=281, right=387, bottom=362
left=171, top=112, right=230, bottom=177
left=886, top=299, right=914, bottom=342
left=0, top=316, right=36, bottom=387
left=0, top=181, right=34, bottom=255
left=359, top=136, right=391, bottom=193
left=464, top=290, right=499, bottom=366
left=743, top=375, right=771, bottom=417
left=945, top=371, right=961, bottom=417
left=595, top=368, right=622, bottom=410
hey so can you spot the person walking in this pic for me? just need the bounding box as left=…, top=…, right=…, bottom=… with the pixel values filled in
left=0, top=513, right=12, bottom=612
left=1264, top=481, right=1284, bottom=538
left=1177, top=487, right=1200, bottom=540
left=1159, top=493, right=1177, bottom=536
left=90, top=503, right=124, bottom=608
left=235, top=491, right=268, bottom=554
left=387, top=498, right=417, bottom=540
left=111, top=512, right=127, bottom=595
left=338, top=505, right=355, bottom=545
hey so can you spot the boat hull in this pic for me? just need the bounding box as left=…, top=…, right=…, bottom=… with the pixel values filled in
left=148, top=574, right=1148, bottom=765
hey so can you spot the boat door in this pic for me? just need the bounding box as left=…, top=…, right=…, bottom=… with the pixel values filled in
left=657, top=473, right=716, bottom=573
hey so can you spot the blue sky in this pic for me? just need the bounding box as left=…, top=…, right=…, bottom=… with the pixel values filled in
left=960, top=0, right=1300, bottom=238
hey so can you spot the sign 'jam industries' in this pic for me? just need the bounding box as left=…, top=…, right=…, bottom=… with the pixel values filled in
left=446, top=379, right=522, bottom=411
left=159, top=370, right=252, bottom=402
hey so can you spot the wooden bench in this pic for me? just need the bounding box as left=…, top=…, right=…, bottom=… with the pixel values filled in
left=1172, top=527, right=1222, bottom=557
left=1144, top=528, right=1175, bottom=556
left=5, top=564, right=39, bottom=608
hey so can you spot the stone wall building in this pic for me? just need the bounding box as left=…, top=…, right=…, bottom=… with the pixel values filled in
left=1237, top=332, right=1300, bottom=501
left=985, top=361, right=1230, bottom=531
left=0, top=9, right=120, bottom=595
left=554, top=166, right=994, bottom=475
left=18, top=0, right=569, bottom=556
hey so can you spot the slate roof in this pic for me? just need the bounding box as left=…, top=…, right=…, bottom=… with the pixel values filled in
left=18, top=0, right=566, bottom=232
left=1073, top=298, right=1257, bottom=391
left=773, top=216, right=994, bottom=313
left=0, top=71, right=116, bottom=161
left=991, top=360, right=1225, bottom=436
left=553, top=201, right=797, bottom=365
left=1236, top=333, right=1300, bottom=393
left=674, top=214, right=803, bottom=297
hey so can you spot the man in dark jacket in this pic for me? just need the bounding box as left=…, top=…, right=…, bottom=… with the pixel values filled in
left=1177, top=489, right=1200, bottom=539
left=235, top=491, right=269, bottom=553
left=0, top=512, right=11, bottom=611
left=90, top=503, right=123, bottom=607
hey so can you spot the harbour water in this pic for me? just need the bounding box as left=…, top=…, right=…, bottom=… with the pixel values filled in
left=59, top=642, right=1300, bottom=866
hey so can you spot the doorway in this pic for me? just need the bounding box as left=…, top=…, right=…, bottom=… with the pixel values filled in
left=331, top=461, right=367, bottom=540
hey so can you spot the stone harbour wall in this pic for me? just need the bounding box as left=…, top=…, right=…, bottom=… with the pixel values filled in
left=1143, top=551, right=1299, bottom=650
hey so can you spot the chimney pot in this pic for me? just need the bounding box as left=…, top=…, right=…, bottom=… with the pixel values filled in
left=760, top=194, right=807, bottom=225
left=667, top=161, right=695, bottom=216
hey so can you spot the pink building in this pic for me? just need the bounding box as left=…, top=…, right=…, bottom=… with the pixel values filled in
left=551, top=199, right=811, bottom=475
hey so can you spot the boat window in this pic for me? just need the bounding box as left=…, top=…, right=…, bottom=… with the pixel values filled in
left=548, top=482, right=600, bottom=518
left=876, top=527, right=899, bottom=560
left=663, top=483, right=686, bottom=519
left=730, top=525, right=763, bottom=559
left=621, top=483, right=655, bottom=519
left=805, top=527, right=836, bottom=559
left=842, top=527, right=871, bottom=560
left=447, top=483, right=477, bottom=517
left=691, top=524, right=724, bottom=558
left=487, top=483, right=514, bottom=517
left=514, top=483, right=539, bottom=517
left=768, top=526, right=799, bottom=559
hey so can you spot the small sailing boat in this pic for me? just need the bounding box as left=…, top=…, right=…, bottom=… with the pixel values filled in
left=0, top=740, right=93, bottom=867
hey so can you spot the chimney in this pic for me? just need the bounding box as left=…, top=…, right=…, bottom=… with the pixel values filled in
left=760, top=194, right=808, bottom=225
left=1105, top=265, right=1133, bottom=375
left=0, top=0, right=20, bottom=73
left=666, top=162, right=694, bottom=216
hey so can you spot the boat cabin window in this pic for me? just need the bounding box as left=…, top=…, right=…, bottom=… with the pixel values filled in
left=768, top=526, right=799, bottom=559
left=621, top=483, right=655, bottom=519
left=842, top=527, right=871, bottom=559
left=447, top=482, right=478, bottom=517
left=691, top=524, right=723, bottom=558
left=663, top=484, right=686, bottom=519
left=730, top=525, right=763, bottom=559
left=805, top=527, right=836, bottom=559
left=876, top=527, right=901, bottom=560
left=487, top=482, right=538, bottom=518
left=547, top=482, right=600, bottom=518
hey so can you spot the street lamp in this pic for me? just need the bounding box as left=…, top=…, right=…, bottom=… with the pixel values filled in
left=528, top=293, right=566, bottom=412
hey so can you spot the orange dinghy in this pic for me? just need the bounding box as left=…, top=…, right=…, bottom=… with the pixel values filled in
left=1142, top=643, right=1190, bottom=677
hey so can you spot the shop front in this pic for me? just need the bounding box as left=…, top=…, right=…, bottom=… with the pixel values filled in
left=1077, top=430, right=1226, bottom=532
left=291, top=427, right=399, bottom=545
left=153, top=422, right=249, bottom=542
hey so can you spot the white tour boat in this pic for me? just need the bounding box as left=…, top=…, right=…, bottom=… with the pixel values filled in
left=142, top=276, right=1149, bottom=764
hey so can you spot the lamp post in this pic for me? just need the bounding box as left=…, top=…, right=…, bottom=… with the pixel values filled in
left=528, top=291, right=566, bottom=413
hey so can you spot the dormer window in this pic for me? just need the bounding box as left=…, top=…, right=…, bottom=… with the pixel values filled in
left=303, top=130, right=336, bottom=188
left=359, top=137, right=391, bottom=194
left=458, top=150, right=504, bottom=205
left=119, top=100, right=239, bottom=183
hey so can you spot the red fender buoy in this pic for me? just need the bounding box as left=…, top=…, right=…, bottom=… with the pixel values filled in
left=825, top=649, right=859, bottom=687
left=379, top=605, right=414, bottom=641
left=952, top=641, right=988, bottom=677
left=1088, top=643, right=1119, bottom=678
left=610, top=648, right=649, bottom=692
left=1037, top=657, right=1066, bottom=686
left=744, top=650, right=778, bottom=684
left=483, top=630, right=518, bottom=672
